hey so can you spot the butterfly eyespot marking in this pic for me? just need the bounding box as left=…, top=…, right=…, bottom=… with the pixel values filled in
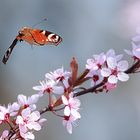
left=48, top=33, right=59, bottom=42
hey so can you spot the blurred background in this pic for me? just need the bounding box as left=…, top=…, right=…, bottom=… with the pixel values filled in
left=1, top=0, right=140, bottom=139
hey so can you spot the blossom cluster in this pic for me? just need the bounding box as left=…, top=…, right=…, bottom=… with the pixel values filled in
left=33, top=67, right=81, bottom=134
left=0, top=94, right=46, bottom=140
left=33, top=67, right=71, bottom=96
left=1, top=29, right=140, bottom=139
left=86, top=49, right=129, bottom=91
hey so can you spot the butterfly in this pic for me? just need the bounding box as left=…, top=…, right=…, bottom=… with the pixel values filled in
left=2, top=27, right=62, bottom=64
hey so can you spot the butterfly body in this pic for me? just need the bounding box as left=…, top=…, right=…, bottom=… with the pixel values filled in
left=2, top=27, right=62, bottom=64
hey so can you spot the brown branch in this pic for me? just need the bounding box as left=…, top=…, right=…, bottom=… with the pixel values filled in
left=125, top=60, right=140, bottom=74
left=40, top=107, right=51, bottom=115
left=74, top=81, right=105, bottom=97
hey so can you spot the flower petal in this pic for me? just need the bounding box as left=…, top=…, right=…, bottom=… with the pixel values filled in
left=64, top=106, right=71, bottom=116
left=0, top=112, right=4, bottom=120
left=18, top=94, right=27, bottom=105
left=30, top=111, right=40, bottom=121
left=25, top=132, right=35, bottom=140
left=62, top=95, right=68, bottom=105
left=86, top=59, right=98, bottom=70
left=53, top=86, right=64, bottom=94
left=133, top=45, right=140, bottom=59
left=27, top=122, right=41, bottom=131
left=1, top=130, right=9, bottom=138
left=118, top=72, right=129, bottom=82
left=12, top=102, right=20, bottom=111
left=108, top=75, right=118, bottom=84
left=105, top=82, right=117, bottom=90
left=16, top=116, right=24, bottom=125
left=32, top=86, right=43, bottom=91
left=69, top=98, right=81, bottom=109
left=63, top=78, right=70, bottom=88
left=39, top=118, right=47, bottom=126
left=19, top=124, right=27, bottom=133
left=28, top=94, right=40, bottom=105
left=22, top=108, right=31, bottom=119
left=66, top=122, right=72, bottom=134
left=107, top=57, right=117, bottom=69
left=71, top=109, right=81, bottom=119
left=106, top=49, right=115, bottom=57
left=101, top=68, right=111, bottom=77
left=117, top=60, right=128, bottom=71
left=116, top=54, right=123, bottom=61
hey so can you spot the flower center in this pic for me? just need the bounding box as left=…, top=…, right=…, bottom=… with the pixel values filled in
left=93, top=75, right=99, bottom=82
left=5, top=113, right=10, bottom=122
left=57, top=76, right=64, bottom=81
left=111, top=69, right=118, bottom=76
left=97, top=64, right=101, bottom=69
left=24, top=104, right=29, bottom=109
left=45, top=87, right=53, bottom=93
left=64, top=115, right=70, bottom=121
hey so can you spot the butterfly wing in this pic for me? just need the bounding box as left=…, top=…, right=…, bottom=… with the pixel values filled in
left=2, top=38, right=19, bottom=64
left=29, top=29, right=62, bottom=46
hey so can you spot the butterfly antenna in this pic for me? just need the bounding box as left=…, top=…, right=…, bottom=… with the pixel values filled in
left=32, top=18, right=47, bottom=28
left=2, top=38, right=19, bottom=64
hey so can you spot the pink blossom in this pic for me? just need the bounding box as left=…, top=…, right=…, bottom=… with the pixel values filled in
left=63, top=115, right=78, bottom=134
left=0, top=105, right=10, bottom=124
left=7, top=102, right=20, bottom=117
left=62, top=94, right=81, bottom=118
left=33, top=80, right=64, bottom=95
left=17, top=94, right=40, bottom=111
left=125, top=42, right=140, bottom=59
left=16, top=108, right=46, bottom=140
left=101, top=57, right=129, bottom=84
left=86, top=53, right=106, bottom=71
left=86, top=70, right=104, bottom=86
left=62, top=93, right=81, bottom=134
left=0, top=103, right=21, bottom=123
left=45, top=67, right=71, bottom=88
